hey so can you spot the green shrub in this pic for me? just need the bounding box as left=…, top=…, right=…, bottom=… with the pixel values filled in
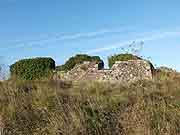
left=10, top=57, right=55, bottom=80
left=108, top=53, right=142, bottom=68
left=56, top=54, right=104, bottom=71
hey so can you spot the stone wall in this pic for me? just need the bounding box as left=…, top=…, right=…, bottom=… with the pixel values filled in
left=53, top=61, right=101, bottom=81
left=54, top=60, right=154, bottom=83
left=99, top=60, right=153, bottom=83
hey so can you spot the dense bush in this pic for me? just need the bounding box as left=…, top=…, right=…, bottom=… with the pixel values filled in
left=108, top=53, right=142, bottom=68
left=56, top=54, right=104, bottom=71
left=10, top=57, right=55, bottom=80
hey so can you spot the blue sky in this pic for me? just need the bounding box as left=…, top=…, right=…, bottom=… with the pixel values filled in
left=0, top=0, right=180, bottom=70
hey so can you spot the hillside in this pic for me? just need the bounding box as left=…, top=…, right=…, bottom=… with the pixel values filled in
left=0, top=54, right=180, bottom=135
left=0, top=68, right=180, bottom=135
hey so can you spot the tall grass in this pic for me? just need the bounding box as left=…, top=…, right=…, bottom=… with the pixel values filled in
left=0, top=75, right=180, bottom=134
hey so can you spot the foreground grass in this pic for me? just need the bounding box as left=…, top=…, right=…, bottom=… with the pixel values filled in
left=0, top=77, right=180, bottom=135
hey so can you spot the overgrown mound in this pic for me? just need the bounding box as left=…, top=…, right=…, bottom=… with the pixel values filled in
left=56, top=54, right=104, bottom=71
left=155, top=66, right=180, bottom=81
left=10, top=57, right=55, bottom=80
left=108, top=53, right=142, bottom=68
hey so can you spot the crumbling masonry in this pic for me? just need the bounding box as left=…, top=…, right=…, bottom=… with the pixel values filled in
left=53, top=60, right=154, bottom=83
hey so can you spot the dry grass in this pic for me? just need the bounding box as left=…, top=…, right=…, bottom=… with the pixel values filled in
left=0, top=73, right=180, bottom=135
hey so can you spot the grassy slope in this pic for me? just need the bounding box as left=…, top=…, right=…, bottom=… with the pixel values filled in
left=0, top=71, right=180, bottom=135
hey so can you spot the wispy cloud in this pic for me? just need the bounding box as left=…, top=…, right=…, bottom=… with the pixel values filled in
left=86, top=30, right=180, bottom=54
left=2, top=27, right=180, bottom=53
left=0, top=28, right=125, bottom=51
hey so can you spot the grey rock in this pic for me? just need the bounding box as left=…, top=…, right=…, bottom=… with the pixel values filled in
left=53, top=60, right=154, bottom=83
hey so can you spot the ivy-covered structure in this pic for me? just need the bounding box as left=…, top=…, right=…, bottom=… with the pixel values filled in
left=10, top=57, right=55, bottom=80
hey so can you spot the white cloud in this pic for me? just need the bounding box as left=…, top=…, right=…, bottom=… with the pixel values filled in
left=1, top=27, right=180, bottom=53
left=86, top=31, right=180, bottom=54
left=0, top=28, right=125, bottom=50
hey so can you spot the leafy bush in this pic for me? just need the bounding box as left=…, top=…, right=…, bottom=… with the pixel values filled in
left=56, top=54, right=104, bottom=71
left=108, top=53, right=142, bottom=68
left=10, top=57, right=55, bottom=80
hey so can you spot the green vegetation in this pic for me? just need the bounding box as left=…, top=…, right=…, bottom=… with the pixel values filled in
left=1, top=54, right=180, bottom=135
left=10, top=57, right=55, bottom=80
left=56, top=54, right=104, bottom=71
left=1, top=72, right=180, bottom=135
left=108, top=53, right=142, bottom=68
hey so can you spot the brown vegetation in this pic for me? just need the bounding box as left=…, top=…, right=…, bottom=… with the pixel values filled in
left=0, top=70, right=180, bottom=135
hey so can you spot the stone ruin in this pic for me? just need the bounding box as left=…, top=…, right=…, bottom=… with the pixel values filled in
left=53, top=60, right=154, bottom=83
